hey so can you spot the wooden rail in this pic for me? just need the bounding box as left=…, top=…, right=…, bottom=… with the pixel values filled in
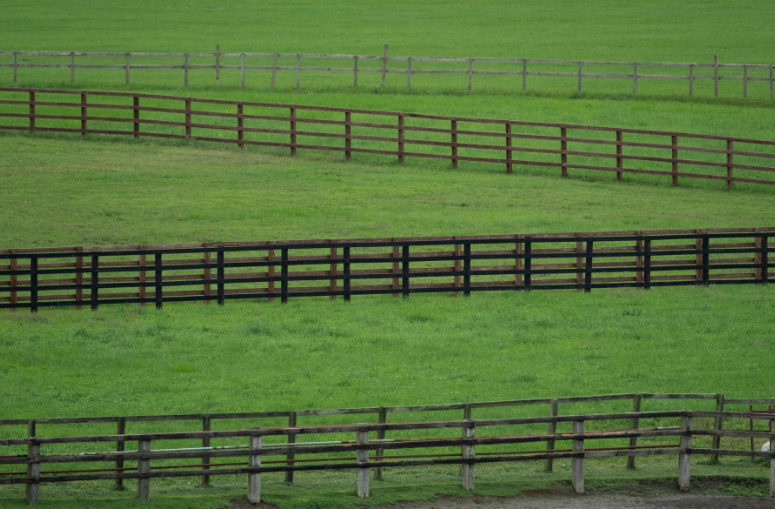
left=1, top=47, right=773, bottom=98
left=1, top=89, right=775, bottom=188
left=1, top=227, right=772, bottom=312
left=1, top=410, right=773, bottom=505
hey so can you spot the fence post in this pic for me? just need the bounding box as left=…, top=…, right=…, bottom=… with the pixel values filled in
left=468, top=58, right=473, bottom=90
left=644, top=239, right=651, bottom=290
left=397, top=114, right=404, bottom=163
left=125, top=53, right=130, bottom=85
left=671, top=135, right=678, bottom=185
left=203, top=249, right=211, bottom=304
left=392, top=244, right=400, bottom=298
left=406, top=57, right=412, bottom=89
left=353, top=55, right=358, bottom=87
left=711, top=394, right=724, bottom=462
left=215, top=44, right=220, bottom=88
left=743, top=65, right=748, bottom=99
left=462, top=420, right=475, bottom=491
left=137, top=435, right=151, bottom=502
left=577, top=62, right=582, bottom=92
left=524, top=237, right=532, bottom=291
left=285, top=412, right=296, bottom=483
left=726, top=140, right=733, bottom=188
left=26, top=420, right=39, bottom=506
left=138, top=248, right=146, bottom=307
left=584, top=241, right=593, bottom=293
left=505, top=123, right=512, bottom=173
left=289, top=108, right=296, bottom=155
left=762, top=234, right=769, bottom=283
left=454, top=238, right=462, bottom=297
left=345, top=112, right=351, bottom=161
left=217, top=248, right=225, bottom=306
left=463, top=244, right=471, bottom=297
left=546, top=399, right=558, bottom=471
left=154, top=252, right=163, bottom=309
left=381, top=45, right=389, bottom=87
left=90, top=254, right=99, bottom=311
left=271, top=53, right=278, bottom=89
left=459, top=404, right=472, bottom=476
left=515, top=236, right=523, bottom=291
left=451, top=120, right=457, bottom=168
left=115, top=417, right=126, bottom=490
left=185, top=99, right=191, bottom=139
left=678, top=415, right=692, bottom=491
left=560, top=127, right=567, bottom=177
left=572, top=420, right=584, bottom=494
left=714, top=55, right=719, bottom=97
left=296, top=54, right=301, bottom=88
left=9, top=250, right=17, bottom=312
left=13, top=51, right=17, bottom=82
left=376, top=407, right=387, bottom=480
left=616, top=131, right=623, bottom=180
left=29, top=257, right=38, bottom=314
left=248, top=428, right=261, bottom=504
left=133, top=96, right=140, bottom=139
left=689, top=64, right=694, bottom=96
left=575, top=234, right=583, bottom=291
left=184, top=53, right=189, bottom=86
left=80, top=93, right=87, bottom=136
left=770, top=433, right=775, bottom=498
left=701, top=235, right=710, bottom=286
left=70, top=52, right=75, bottom=83
left=281, top=248, right=289, bottom=304
left=202, top=415, right=211, bottom=487
left=329, top=247, right=337, bottom=301
left=268, top=246, right=276, bottom=303
left=755, top=229, right=763, bottom=282
left=357, top=423, right=369, bottom=498
left=627, top=395, right=642, bottom=469
left=402, top=244, right=410, bottom=298
left=343, top=246, right=351, bottom=302
left=29, top=91, right=35, bottom=134
left=633, top=62, right=638, bottom=94
left=241, top=53, right=245, bottom=88
left=237, top=104, right=244, bottom=148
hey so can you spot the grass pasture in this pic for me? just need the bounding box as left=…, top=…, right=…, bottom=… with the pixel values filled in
left=1, top=0, right=775, bottom=507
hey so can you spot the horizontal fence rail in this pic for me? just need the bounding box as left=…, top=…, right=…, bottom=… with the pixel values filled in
left=1, top=46, right=773, bottom=99
left=1, top=410, right=773, bottom=505
left=2, top=89, right=775, bottom=188
left=0, top=227, right=772, bottom=312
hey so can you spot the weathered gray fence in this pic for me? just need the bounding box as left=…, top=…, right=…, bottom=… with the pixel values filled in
left=1, top=46, right=772, bottom=98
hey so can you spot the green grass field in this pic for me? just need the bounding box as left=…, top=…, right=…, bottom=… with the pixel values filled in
left=1, top=1, right=775, bottom=507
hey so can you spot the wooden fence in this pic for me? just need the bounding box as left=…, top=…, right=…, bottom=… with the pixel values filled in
left=1, top=408, right=773, bottom=505
left=1, top=88, right=775, bottom=187
left=0, top=227, right=772, bottom=312
left=1, top=46, right=773, bottom=98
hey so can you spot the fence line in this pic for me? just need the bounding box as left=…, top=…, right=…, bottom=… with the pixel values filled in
left=0, top=227, right=772, bottom=313
left=1, top=88, right=775, bottom=187
left=1, top=46, right=773, bottom=98
left=1, top=410, right=773, bottom=505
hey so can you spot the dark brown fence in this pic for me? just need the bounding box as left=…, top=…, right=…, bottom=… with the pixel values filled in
left=1, top=409, right=773, bottom=505
left=0, top=227, right=772, bottom=312
left=1, top=88, right=775, bottom=187
left=1, top=47, right=773, bottom=99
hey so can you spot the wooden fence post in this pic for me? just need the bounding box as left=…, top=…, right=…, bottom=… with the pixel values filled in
left=215, top=44, right=220, bottom=88
left=237, top=104, right=244, bottom=148
left=711, top=394, right=724, bottom=462
left=133, top=96, right=140, bottom=139
left=694, top=231, right=703, bottom=283
left=406, top=57, right=412, bottom=89
left=357, top=423, right=369, bottom=498
left=30, top=257, right=38, bottom=314
left=560, top=127, right=567, bottom=177
left=80, top=93, right=87, bottom=136
left=29, top=91, right=35, bottom=134
left=202, top=415, right=211, bottom=487
left=454, top=238, right=462, bottom=297
left=381, top=45, right=388, bottom=87
left=271, top=53, right=278, bottom=89
left=468, top=58, right=473, bottom=90
left=671, top=135, right=678, bottom=185
left=217, top=249, right=225, bottom=306
left=522, top=59, right=527, bottom=90
left=345, top=112, right=352, bottom=160
left=644, top=239, right=651, bottom=290
left=90, top=254, right=99, bottom=311
left=137, top=435, right=151, bottom=502
left=241, top=53, right=245, bottom=88
left=185, top=99, right=191, bottom=139
left=392, top=244, right=400, bottom=298
left=577, top=62, right=582, bottom=92
left=70, top=52, right=75, bottom=83
left=184, top=53, right=189, bottom=86
left=115, top=417, right=126, bottom=490
left=376, top=407, right=387, bottom=480
left=616, top=131, right=623, bottom=180
left=689, top=64, right=694, bottom=96
left=584, top=241, right=593, bottom=293
left=524, top=237, right=532, bottom=291
left=515, top=236, right=523, bottom=291
left=575, top=234, right=583, bottom=291
left=248, top=428, right=261, bottom=504
left=546, top=399, right=558, bottom=471
left=463, top=244, right=471, bottom=297
left=402, top=245, right=410, bottom=298
left=572, top=420, right=584, bottom=494
left=353, top=55, right=359, bottom=87
left=770, top=433, right=775, bottom=498
left=329, top=247, right=337, bottom=301
left=505, top=123, right=512, bottom=174
left=714, top=55, right=719, bottom=97
left=203, top=249, right=211, bottom=304
left=151, top=253, right=162, bottom=309
left=296, top=54, right=301, bottom=88
left=633, top=62, right=638, bottom=94
left=678, top=415, right=692, bottom=491
left=726, top=140, right=733, bottom=188
left=762, top=234, right=769, bottom=283
left=462, top=420, right=475, bottom=491
left=460, top=404, right=472, bottom=476
left=72, top=247, right=84, bottom=310
left=26, top=420, right=39, bottom=506
left=397, top=114, right=404, bottom=163
left=755, top=229, right=763, bottom=282
left=9, top=250, right=17, bottom=313
left=268, top=247, right=276, bottom=303
left=126, top=53, right=130, bottom=85
left=285, top=412, right=297, bottom=483
left=627, top=395, right=642, bottom=469
left=281, top=248, right=289, bottom=304
left=290, top=107, right=296, bottom=155
left=451, top=120, right=457, bottom=168
left=343, top=246, right=351, bottom=302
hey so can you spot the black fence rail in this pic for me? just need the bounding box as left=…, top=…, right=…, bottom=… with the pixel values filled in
left=0, top=227, right=772, bottom=312
left=1, top=410, right=773, bottom=506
